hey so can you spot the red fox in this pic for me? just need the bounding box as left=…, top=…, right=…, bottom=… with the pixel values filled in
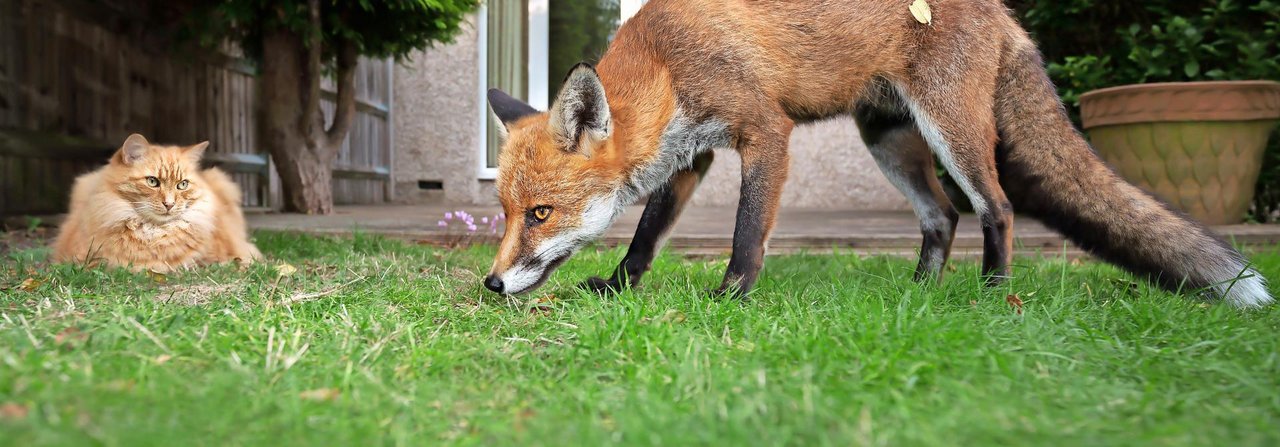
left=482, top=0, right=1272, bottom=307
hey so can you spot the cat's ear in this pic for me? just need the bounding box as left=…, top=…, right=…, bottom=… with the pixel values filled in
left=185, top=141, right=210, bottom=162
left=117, top=134, right=150, bottom=166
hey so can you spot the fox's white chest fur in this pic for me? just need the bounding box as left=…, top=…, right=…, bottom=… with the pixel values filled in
left=619, top=108, right=732, bottom=206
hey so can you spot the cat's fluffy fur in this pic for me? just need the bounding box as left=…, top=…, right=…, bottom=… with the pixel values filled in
left=51, top=134, right=262, bottom=272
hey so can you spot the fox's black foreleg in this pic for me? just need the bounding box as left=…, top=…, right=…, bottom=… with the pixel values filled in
left=581, top=151, right=715, bottom=295
left=712, top=117, right=794, bottom=299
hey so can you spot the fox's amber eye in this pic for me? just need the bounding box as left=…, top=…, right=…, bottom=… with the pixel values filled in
left=145, top=176, right=160, bottom=187
left=532, top=206, right=553, bottom=222
left=177, top=180, right=190, bottom=190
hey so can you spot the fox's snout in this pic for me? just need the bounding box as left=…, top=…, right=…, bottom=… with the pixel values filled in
left=483, top=214, right=577, bottom=296
left=483, top=274, right=505, bottom=294
left=484, top=252, right=572, bottom=296
left=482, top=197, right=620, bottom=296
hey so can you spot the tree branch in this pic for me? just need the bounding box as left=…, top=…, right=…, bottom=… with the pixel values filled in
left=302, top=0, right=324, bottom=148
left=325, top=40, right=359, bottom=149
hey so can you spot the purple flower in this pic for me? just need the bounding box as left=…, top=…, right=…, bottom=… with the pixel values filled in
left=467, top=224, right=478, bottom=232
left=482, top=217, right=489, bottom=224
left=444, top=212, right=453, bottom=220
left=437, top=220, right=447, bottom=227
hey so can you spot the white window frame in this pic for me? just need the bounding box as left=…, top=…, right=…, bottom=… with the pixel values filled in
left=477, top=1, right=549, bottom=180
left=477, top=0, right=644, bottom=179
left=621, top=0, right=645, bottom=23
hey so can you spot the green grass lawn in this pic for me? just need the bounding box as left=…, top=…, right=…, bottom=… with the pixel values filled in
left=1, top=231, right=1278, bottom=446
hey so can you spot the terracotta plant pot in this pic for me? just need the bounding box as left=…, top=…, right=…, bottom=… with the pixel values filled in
left=1079, top=81, right=1280, bottom=225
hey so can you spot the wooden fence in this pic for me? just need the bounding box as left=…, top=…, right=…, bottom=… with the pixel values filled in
left=0, top=0, right=393, bottom=216
left=326, top=59, right=395, bottom=205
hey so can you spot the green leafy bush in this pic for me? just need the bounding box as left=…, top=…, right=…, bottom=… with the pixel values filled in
left=1009, top=0, right=1280, bottom=221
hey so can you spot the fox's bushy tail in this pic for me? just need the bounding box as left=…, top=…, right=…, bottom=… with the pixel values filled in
left=992, top=40, right=1272, bottom=308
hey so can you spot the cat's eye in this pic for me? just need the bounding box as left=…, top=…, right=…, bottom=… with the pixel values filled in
left=177, top=180, right=190, bottom=190
left=145, top=176, right=160, bottom=188
left=530, top=206, right=553, bottom=223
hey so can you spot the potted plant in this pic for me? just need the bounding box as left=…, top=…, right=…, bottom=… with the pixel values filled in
left=1079, top=81, right=1280, bottom=225
left=997, top=0, right=1280, bottom=224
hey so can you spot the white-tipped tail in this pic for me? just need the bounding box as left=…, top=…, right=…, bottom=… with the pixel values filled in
left=993, top=40, right=1273, bottom=309
left=1216, top=266, right=1273, bottom=309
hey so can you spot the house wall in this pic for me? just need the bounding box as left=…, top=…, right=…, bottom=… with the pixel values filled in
left=392, top=15, right=909, bottom=210
left=392, top=21, right=485, bottom=205
left=694, top=119, right=908, bottom=209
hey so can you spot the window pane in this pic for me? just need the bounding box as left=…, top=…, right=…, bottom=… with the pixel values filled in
left=487, top=0, right=529, bottom=169
left=548, top=0, right=620, bottom=97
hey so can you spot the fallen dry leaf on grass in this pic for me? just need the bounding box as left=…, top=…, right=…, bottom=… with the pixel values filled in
left=513, top=407, right=537, bottom=433
left=275, top=263, right=298, bottom=278
left=299, top=388, right=341, bottom=402
left=146, top=270, right=167, bottom=284
left=55, top=327, right=88, bottom=349
left=1006, top=294, right=1024, bottom=315
left=527, top=294, right=556, bottom=316
left=658, top=309, right=687, bottom=324
left=154, top=355, right=173, bottom=364
left=17, top=277, right=42, bottom=292
left=0, top=402, right=28, bottom=421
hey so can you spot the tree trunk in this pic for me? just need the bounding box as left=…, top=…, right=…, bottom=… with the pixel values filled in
left=271, top=138, right=335, bottom=214
left=257, top=1, right=359, bottom=214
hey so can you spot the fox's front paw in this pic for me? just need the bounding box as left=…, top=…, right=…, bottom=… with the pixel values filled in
left=579, top=277, right=624, bottom=296
left=706, top=286, right=749, bottom=302
left=706, top=280, right=752, bottom=300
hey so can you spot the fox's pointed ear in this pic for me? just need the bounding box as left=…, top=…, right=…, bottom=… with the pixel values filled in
left=488, top=88, right=539, bottom=139
left=185, top=141, right=210, bottom=161
left=116, top=133, right=150, bottom=166
left=549, top=63, right=611, bottom=156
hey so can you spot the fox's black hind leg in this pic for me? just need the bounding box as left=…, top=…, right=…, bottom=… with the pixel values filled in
left=855, top=103, right=960, bottom=282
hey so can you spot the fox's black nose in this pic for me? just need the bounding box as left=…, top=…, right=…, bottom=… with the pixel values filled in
left=484, top=275, right=504, bottom=293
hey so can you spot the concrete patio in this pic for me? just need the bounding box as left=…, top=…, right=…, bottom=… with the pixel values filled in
left=247, top=205, right=1280, bottom=258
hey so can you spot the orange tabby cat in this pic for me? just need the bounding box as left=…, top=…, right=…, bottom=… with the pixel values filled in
left=51, top=134, right=263, bottom=272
